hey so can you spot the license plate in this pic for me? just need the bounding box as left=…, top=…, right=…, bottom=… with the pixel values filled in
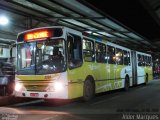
left=30, top=93, right=39, bottom=97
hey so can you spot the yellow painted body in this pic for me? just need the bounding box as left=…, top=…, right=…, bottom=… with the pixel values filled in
left=15, top=27, right=153, bottom=100
left=16, top=61, right=152, bottom=99
left=67, top=62, right=128, bottom=99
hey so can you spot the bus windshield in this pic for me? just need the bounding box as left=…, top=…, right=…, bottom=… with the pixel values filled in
left=17, top=39, right=66, bottom=75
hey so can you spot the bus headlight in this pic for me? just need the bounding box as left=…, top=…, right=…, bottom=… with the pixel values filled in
left=15, top=83, right=23, bottom=92
left=54, top=82, right=63, bottom=91
left=46, top=82, right=63, bottom=92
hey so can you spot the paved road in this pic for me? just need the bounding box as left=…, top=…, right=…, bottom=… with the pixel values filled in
left=0, top=80, right=160, bottom=120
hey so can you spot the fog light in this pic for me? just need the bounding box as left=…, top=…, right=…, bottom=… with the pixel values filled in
left=44, top=94, right=48, bottom=98
left=22, top=93, right=25, bottom=96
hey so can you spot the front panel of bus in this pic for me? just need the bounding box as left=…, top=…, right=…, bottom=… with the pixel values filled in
left=15, top=27, right=69, bottom=99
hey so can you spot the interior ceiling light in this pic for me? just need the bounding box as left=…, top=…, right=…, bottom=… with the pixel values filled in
left=0, top=16, right=9, bottom=25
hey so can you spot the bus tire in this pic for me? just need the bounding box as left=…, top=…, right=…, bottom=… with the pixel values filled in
left=144, top=74, right=148, bottom=85
left=83, top=79, right=95, bottom=101
left=124, top=76, right=129, bottom=91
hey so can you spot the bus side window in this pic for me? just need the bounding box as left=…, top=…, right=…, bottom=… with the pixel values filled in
left=123, top=50, right=129, bottom=65
left=96, top=42, right=106, bottom=63
left=144, top=56, right=148, bottom=66
left=138, top=54, right=143, bottom=66
left=142, top=55, right=146, bottom=66
left=67, top=34, right=82, bottom=69
left=146, top=56, right=152, bottom=66
left=107, top=45, right=115, bottom=64
left=83, top=39, right=95, bottom=62
left=149, top=57, right=152, bottom=66
left=115, top=48, right=123, bottom=65
left=128, top=51, right=131, bottom=66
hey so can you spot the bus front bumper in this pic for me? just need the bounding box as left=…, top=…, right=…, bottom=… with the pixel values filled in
left=14, top=90, right=68, bottom=99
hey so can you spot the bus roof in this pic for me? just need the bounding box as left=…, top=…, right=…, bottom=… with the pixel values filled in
left=18, top=26, right=66, bottom=35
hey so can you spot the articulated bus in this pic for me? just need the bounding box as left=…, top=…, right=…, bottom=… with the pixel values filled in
left=14, top=26, right=152, bottom=101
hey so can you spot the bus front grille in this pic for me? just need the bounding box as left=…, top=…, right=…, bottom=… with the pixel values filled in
left=25, top=85, right=47, bottom=92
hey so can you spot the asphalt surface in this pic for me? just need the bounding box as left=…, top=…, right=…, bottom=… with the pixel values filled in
left=0, top=80, right=160, bottom=120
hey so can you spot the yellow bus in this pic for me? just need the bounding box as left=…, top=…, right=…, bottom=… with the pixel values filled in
left=14, top=26, right=152, bottom=101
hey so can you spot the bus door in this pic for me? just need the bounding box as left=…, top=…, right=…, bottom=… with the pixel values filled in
left=67, top=33, right=84, bottom=82
left=95, top=42, right=107, bottom=81
left=106, top=45, right=116, bottom=88
left=83, top=39, right=98, bottom=80
left=115, top=48, right=123, bottom=88
left=137, top=53, right=145, bottom=84
left=131, top=51, right=137, bottom=85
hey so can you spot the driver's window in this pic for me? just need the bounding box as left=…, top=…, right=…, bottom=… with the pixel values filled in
left=67, top=33, right=82, bottom=69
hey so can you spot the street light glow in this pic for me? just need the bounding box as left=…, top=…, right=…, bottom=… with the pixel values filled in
left=0, top=16, right=9, bottom=25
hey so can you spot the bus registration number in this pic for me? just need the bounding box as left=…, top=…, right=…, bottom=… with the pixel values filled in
left=30, top=93, right=39, bottom=97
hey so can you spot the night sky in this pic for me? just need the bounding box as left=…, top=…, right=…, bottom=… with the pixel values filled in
left=85, top=0, right=160, bottom=42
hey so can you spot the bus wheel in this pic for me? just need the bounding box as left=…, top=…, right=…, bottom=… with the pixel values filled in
left=144, top=74, right=148, bottom=85
left=83, top=79, right=95, bottom=101
left=124, top=76, right=129, bottom=91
